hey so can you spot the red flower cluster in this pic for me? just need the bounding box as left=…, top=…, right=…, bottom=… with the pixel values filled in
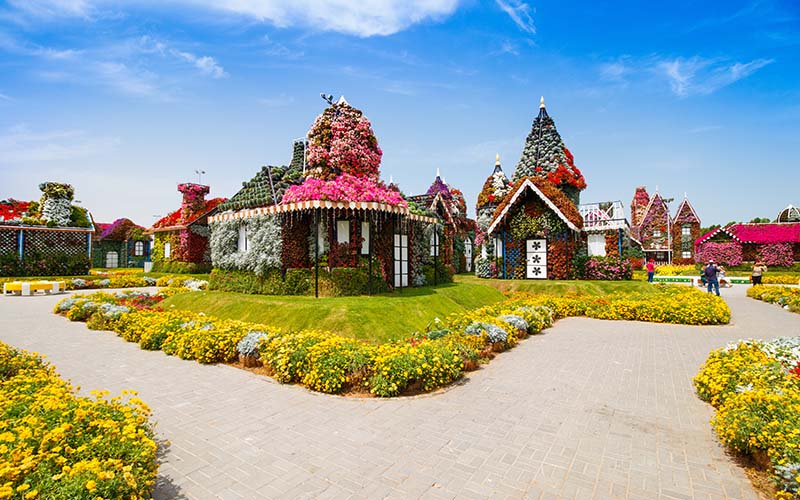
left=0, top=199, right=31, bottom=221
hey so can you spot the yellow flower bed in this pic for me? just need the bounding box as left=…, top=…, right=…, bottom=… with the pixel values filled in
left=53, top=286, right=730, bottom=398
left=654, top=264, right=697, bottom=276
left=0, top=342, right=157, bottom=500
left=748, top=285, right=800, bottom=314
left=695, top=339, right=800, bottom=498
left=763, top=275, right=800, bottom=285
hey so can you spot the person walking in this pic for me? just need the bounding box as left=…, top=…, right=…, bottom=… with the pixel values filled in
left=646, top=258, right=656, bottom=283
left=751, top=260, right=767, bottom=286
left=704, top=260, right=720, bottom=296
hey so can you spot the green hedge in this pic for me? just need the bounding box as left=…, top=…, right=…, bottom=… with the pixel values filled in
left=0, top=252, right=91, bottom=277
left=151, top=261, right=211, bottom=274
left=209, top=267, right=391, bottom=296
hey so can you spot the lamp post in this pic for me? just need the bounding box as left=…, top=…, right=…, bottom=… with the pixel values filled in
left=194, top=170, right=206, bottom=184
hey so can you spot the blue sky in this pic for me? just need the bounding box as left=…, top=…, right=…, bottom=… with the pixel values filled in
left=0, top=0, right=798, bottom=226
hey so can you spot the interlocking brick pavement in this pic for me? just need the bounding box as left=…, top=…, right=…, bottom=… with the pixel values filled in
left=2, top=285, right=797, bottom=499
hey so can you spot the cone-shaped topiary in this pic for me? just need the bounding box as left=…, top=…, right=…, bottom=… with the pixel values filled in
left=511, top=98, right=586, bottom=205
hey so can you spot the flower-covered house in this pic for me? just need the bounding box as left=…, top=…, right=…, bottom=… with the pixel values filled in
left=630, top=187, right=701, bottom=264
left=695, top=221, right=800, bottom=267
left=209, top=97, right=439, bottom=296
left=671, top=197, right=701, bottom=263
left=92, top=218, right=150, bottom=268
left=0, top=182, right=94, bottom=277
left=406, top=170, right=476, bottom=274
left=578, top=200, right=630, bottom=258
left=147, top=183, right=226, bottom=273
left=474, top=155, right=512, bottom=278
left=480, top=98, right=586, bottom=279
left=776, top=204, right=800, bottom=223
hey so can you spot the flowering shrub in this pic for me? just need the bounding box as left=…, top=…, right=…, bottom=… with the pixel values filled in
left=0, top=341, right=157, bottom=499
left=748, top=285, right=800, bottom=314
left=760, top=243, right=794, bottom=267
left=653, top=264, right=696, bottom=276
left=306, top=101, right=382, bottom=180
left=695, top=338, right=800, bottom=497
left=282, top=174, right=406, bottom=207
left=574, top=256, right=632, bottom=280
left=694, top=242, right=743, bottom=266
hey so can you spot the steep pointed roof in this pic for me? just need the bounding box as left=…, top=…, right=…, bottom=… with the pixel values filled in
left=218, top=141, right=305, bottom=212
left=488, top=177, right=583, bottom=235
left=477, top=154, right=511, bottom=210
left=673, top=197, right=701, bottom=224
left=512, top=97, right=586, bottom=199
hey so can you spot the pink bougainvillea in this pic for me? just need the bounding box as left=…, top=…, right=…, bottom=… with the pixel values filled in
left=694, top=242, right=743, bottom=266
left=759, top=243, right=794, bottom=267
left=282, top=174, right=407, bottom=207
left=306, top=102, right=382, bottom=181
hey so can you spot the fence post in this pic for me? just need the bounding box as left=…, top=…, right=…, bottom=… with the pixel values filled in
left=18, top=230, right=24, bottom=261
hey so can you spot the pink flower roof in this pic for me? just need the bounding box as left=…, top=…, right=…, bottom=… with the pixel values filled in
left=696, top=222, right=800, bottom=245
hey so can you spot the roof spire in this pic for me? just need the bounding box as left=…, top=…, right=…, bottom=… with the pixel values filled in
left=684, top=191, right=688, bottom=199
left=540, top=96, right=545, bottom=109
left=389, top=174, right=394, bottom=184
left=337, top=95, right=349, bottom=106
left=436, top=167, right=441, bottom=178
left=495, top=153, right=500, bottom=166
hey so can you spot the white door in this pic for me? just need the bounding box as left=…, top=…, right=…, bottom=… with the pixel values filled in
left=105, top=251, right=119, bottom=268
left=464, top=239, right=473, bottom=272
left=526, top=239, right=547, bottom=279
left=588, top=233, right=606, bottom=257
left=393, top=233, right=408, bottom=287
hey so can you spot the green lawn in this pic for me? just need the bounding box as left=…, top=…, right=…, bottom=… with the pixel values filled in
left=161, top=276, right=658, bottom=342
left=160, top=282, right=505, bottom=343
left=454, top=274, right=654, bottom=295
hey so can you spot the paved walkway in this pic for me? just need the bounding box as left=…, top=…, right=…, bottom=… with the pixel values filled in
left=2, top=286, right=799, bottom=500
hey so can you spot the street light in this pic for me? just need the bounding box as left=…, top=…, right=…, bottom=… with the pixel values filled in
left=194, top=170, right=206, bottom=184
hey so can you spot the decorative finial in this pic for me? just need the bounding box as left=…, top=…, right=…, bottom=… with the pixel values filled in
left=495, top=153, right=500, bottom=166
left=337, top=95, right=349, bottom=106
left=389, top=175, right=394, bottom=184
left=540, top=96, right=545, bottom=109
left=655, top=185, right=659, bottom=193
left=436, top=167, right=441, bottom=178
left=684, top=191, right=688, bottom=199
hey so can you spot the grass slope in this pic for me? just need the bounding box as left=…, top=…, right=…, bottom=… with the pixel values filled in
left=455, top=275, right=653, bottom=295
left=160, top=282, right=504, bottom=343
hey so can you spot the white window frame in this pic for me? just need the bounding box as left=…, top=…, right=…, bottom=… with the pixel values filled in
left=337, top=220, right=350, bottom=244
left=682, top=250, right=692, bottom=259
left=682, top=225, right=691, bottom=236
left=163, top=242, right=171, bottom=259
left=360, top=222, right=370, bottom=255
left=653, top=229, right=662, bottom=238
left=134, top=241, right=144, bottom=256
left=430, top=231, right=439, bottom=257
left=238, top=224, right=249, bottom=252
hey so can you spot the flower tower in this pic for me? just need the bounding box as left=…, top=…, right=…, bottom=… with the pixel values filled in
left=178, top=183, right=210, bottom=223
left=630, top=186, right=650, bottom=228
left=474, top=154, right=511, bottom=277
left=512, top=97, right=586, bottom=205
left=39, top=182, right=75, bottom=226
left=305, top=96, right=382, bottom=181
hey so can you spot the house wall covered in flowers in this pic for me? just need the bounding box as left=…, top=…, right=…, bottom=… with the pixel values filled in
left=92, top=218, right=150, bottom=268
left=478, top=99, right=585, bottom=280
left=407, top=172, right=476, bottom=275
left=0, top=183, right=93, bottom=277
left=695, top=222, right=800, bottom=267
left=670, top=199, right=701, bottom=264
left=630, top=187, right=702, bottom=264
left=209, top=97, right=439, bottom=296
left=147, top=183, right=225, bottom=273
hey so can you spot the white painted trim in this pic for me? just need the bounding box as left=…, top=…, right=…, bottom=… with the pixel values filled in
left=487, top=179, right=580, bottom=235
left=208, top=200, right=438, bottom=224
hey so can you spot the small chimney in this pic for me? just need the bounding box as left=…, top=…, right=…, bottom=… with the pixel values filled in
left=177, top=183, right=210, bottom=222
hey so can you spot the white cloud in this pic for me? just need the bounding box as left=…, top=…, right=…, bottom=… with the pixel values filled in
left=497, top=40, right=519, bottom=56
left=495, top=0, right=535, bottom=34
left=7, top=0, right=92, bottom=18
left=599, top=61, right=630, bottom=83
left=657, top=56, right=773, bottom=97
left=5, top=1, right=460, bottom=37
left=0, top=124, right=119, bottom=162
left=94, top=62, right=162, bottom=97
left=174, top=50, right=227, bottom=78
left=0, top=92, right=13, bottom=102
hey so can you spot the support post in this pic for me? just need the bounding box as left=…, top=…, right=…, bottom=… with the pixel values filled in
left=18, top=230, right=24, bottom=261
left=502, top=230, right=507, bottom=279
left=433, top=223, right=438, bottom=286
left=87, top=232, right=92, bottom=259
left=314, top=210, right=319, bottom=298
left=618, top=228, right=623, bottom=257
left=367, top=216, right=372, bottom=296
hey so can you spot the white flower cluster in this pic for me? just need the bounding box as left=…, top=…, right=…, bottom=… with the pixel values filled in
left=491, top=171, right=511, bottom=199
left=210, top=215, right=283, bottom=276
left=41, top=198, right=72, bottom=226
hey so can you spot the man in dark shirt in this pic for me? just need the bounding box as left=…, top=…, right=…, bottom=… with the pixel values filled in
left=704, top=260, right=720, bottom=296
